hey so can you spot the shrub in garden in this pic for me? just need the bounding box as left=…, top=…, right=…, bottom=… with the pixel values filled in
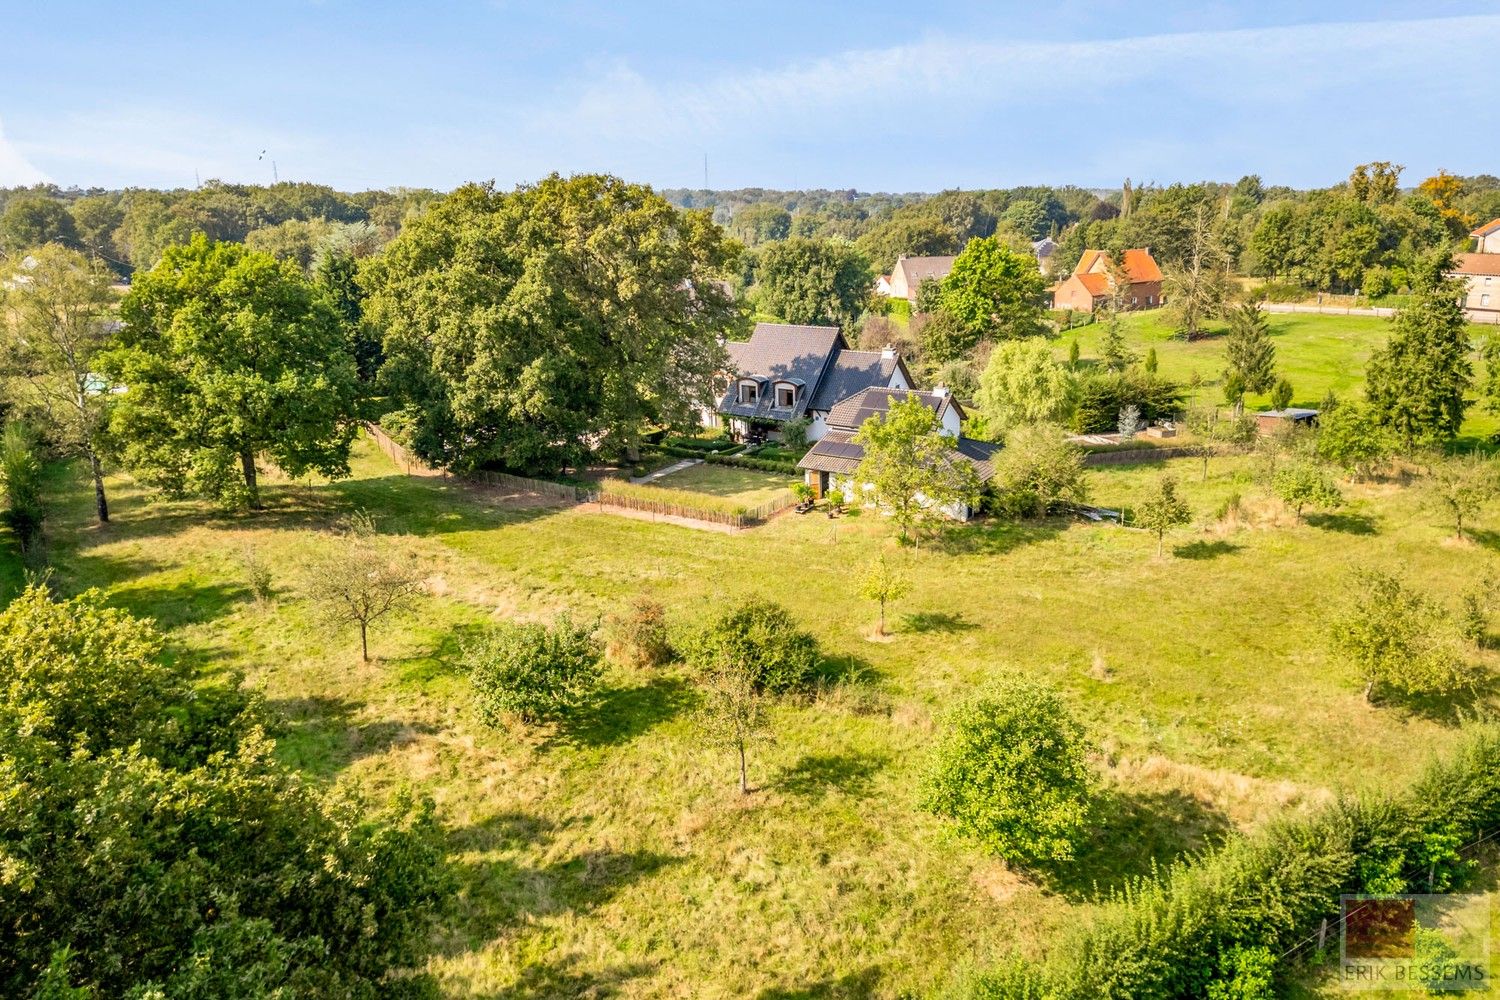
left=920, top=678, right=1094, bottom=866
left=607, top=597, right=673, bottom=668
left=466, top=612, right=602, bottom=724
left=686, top=599, right=819, bottom=694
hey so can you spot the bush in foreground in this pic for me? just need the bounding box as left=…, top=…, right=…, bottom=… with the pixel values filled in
left=466, top=612, right=603, bottom=724
left=920, top=679, right=1095, bottom=867
left=685, top=599, right=819, bottom=694
left=0, top=585, right=449, bottom=997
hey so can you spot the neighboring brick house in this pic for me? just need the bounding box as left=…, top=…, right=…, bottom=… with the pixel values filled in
left=1050, top=248, right=1164, bottom=312
left=886, top=254, right=957, bottom=302
left=1450, top=219, right=1500, bottom=319
left=796, top=386, right=998, bottom=520
left=706, top=323, right=914, bottom=442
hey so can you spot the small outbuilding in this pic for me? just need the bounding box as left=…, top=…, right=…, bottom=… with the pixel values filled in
left=1254, top=408, right=1319, bottom=434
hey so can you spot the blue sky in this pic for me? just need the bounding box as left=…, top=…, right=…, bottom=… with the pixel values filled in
left=1, top=1, right=1496, bottom=193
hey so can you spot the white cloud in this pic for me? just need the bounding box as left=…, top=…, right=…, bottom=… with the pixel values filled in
left=515, top=12, right=1500, bottom=184
left=0, top=117, right=49, bottom=186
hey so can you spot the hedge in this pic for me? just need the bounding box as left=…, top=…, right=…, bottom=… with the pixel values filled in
left=705, top=452, right=801, bottom=475
left=661, top=436, right=740, bottom=454
left=951, top=726, right=1500, bottom=999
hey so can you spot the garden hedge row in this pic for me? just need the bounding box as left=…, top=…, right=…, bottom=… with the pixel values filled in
left=704, top=452, right=801, bottom=475
left=952, top=726, right=1500, bottom=999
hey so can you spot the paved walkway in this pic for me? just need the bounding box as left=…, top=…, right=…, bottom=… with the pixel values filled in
left=630, top=457, right=702, bottom=484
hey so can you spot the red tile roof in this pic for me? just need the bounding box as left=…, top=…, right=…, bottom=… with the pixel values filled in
left=1454, top=253, right=1500, bottom=277
left=1122, top=248, right=1163, bottom=283
left=1076, top=272, right=1111, bottom=297
left=1470, top=219, right=1500, bottom=238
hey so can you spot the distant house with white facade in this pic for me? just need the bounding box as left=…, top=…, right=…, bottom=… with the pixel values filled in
left=706, top=323, right=913, bottom=442
left=1451, top=219, right=1500, bottom=320
left=796, top=387, right=998, bottom=520
left=886, top=254, right=957, bottom=302
left=1032, top=237, right=1057, bottom=274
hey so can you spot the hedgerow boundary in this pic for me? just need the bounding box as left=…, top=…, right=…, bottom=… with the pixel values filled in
left=949, top=726, right=1500, bottom=999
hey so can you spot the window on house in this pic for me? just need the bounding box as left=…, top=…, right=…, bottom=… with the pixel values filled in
left=1131, top=296, right=1138, bottom=305
left=1483, top=293, right=1492, bottom=307
left=1147, top=295, right=1154, bottom=305
left=738, top=382, right=758, bottom=404
left=776, top=383, right=796, bottom=407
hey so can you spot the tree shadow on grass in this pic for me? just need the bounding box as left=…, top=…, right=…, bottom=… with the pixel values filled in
left=387, top=623, right=492, bottom=686
left=1378, top=671, right=1500, bottom=727
left=1467, top=529, right=1500, bottom=553
left=757, top=966, right=883, bottom=999
left=1172, top=539, right=1241, bottom=560
left=266, top=694, right=439, bottom=779
left=1306, top=511, right=1378, bottom=535
left=932, top=520, right=1062, bottom=556
left=771, top=751, right=887, bottom=799
left=477, top=957, right=658, bottom=999
left=901, top=610, right=978, bottom=634
left=108, top=577, right=252, bottom=628
left=1041, top=788, right=1233, bottom=900
left=548, top=675, right=698, bottom=749
left=444, top=846, right=683, bottom=947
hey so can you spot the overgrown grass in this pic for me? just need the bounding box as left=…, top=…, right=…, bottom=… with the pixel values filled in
left=598, top=476, right=754, bottom=516
left=8, top=433, right=1500, bottom=997
left=645, top=462, right=797, bottom=503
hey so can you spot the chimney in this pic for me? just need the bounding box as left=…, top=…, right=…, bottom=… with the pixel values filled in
left=933, top=384, right=950, bottom=398
left=880, top=343, right=897, bottom=361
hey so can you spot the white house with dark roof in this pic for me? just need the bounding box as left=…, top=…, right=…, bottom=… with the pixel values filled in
left=797, top=386, right=999, bottom=520
left=708, top=322, right=913, bottom=441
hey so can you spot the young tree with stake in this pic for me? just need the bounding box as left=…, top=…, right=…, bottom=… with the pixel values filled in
left=1428, top=454, right=1498, bottom=541
left=697, top=664, right=773, bottom=795
left=1134, top=474, right=1193, bottom=557
left=308, top=512, right=424, bottom=661
left=859, top=554, right=911, bottom=636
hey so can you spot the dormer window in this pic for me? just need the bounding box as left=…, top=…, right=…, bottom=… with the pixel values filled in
left=775, top=382, right=797, bottom=408
left=737, top=380, right=759, bottom=405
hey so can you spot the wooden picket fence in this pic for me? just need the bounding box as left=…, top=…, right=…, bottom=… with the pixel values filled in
left=591, top=487, right=797, bottom=529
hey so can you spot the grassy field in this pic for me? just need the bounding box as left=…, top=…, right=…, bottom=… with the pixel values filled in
left=16, top=427, right=1500, bottom=998
left=1063, top=310, right=1500, bottom=442
left=648, top=462, right=797, bottom=503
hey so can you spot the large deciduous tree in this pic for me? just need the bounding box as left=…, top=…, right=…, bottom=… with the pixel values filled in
left=101, top=235, right=361, bottom=509
left=0, top=195, right=77, bottom=253
left=1163, top=203, right=1231, bottom=340
left=976, top=337, right=1076, bottom=434
left=363, top=177, right=741, bottom=473
left=754, top=235, right=873, bottom=331
left=939, top=236, right=1048, bottom=342
left=1364, top=253, right=1472, bottom=448
left=853, top=396, right=981, bottom=543
left=0, top=246, right=118, bottom=522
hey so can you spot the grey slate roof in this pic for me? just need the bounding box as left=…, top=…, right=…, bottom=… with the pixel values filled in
left=718, top=323, right=844, bottom=421
left=826, top=387, right=963, bottom=432
left=798, top=430, right=998, bottom=482
left=807, top=350, right=903, bottom=412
